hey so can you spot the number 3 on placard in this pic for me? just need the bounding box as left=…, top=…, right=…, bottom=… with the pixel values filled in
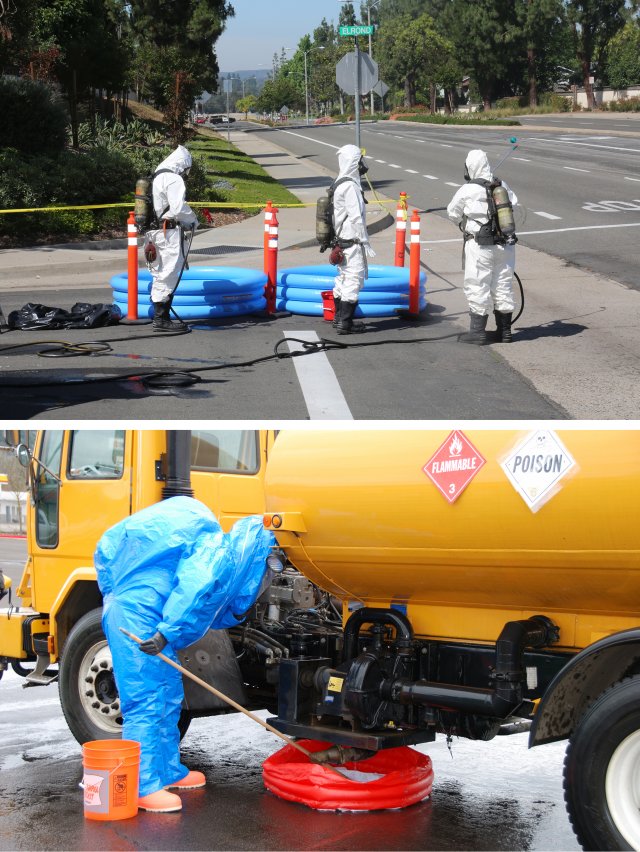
left=449, top=483, right=456, bottom=495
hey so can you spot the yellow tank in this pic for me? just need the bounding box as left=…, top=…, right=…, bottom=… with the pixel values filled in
left=265, top=429, right=640, bottom=650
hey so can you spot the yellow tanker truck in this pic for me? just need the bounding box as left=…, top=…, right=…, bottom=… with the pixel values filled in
left=1, top=428, right=639, bottom=851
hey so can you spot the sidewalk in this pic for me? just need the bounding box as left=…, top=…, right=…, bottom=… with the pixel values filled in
left=0, top=124, right=639, bottom=419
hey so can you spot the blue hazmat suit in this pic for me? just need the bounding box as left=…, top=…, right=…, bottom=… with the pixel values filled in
left=94, top=496, right=275, bottom=797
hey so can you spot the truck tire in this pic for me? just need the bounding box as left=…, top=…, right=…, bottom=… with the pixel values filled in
left=563, top=676, right=640, bottom=851
left=58, top=608, right=191, bottom=744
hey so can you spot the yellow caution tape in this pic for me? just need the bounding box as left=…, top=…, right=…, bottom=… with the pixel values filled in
left=0, top=198, right=396, bottom=215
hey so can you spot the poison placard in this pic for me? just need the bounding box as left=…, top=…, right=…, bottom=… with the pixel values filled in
left=422, top=430, right=486, bottom=503
left=501, top=430, right=576, bottom=511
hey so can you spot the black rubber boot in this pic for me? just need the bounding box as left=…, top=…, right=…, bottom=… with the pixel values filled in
left=152, top=300, right=188, bottom=332
left=459, top=312, right=488, bottom=345
left=332, top=296, right=342, bottom=328
left=336, top=300, right=366, bottom=335
left=495, top=310, right=512, bottom=342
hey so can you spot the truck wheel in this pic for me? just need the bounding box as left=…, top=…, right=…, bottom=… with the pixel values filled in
left=563, top=676, right=640, bottom=851
left=59, top=608, right=123, bottom=743
left=59, top=608, right=192, bottom=744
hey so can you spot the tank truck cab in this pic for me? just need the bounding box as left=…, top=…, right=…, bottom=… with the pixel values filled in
left=0, top=429, right=276, bottom=742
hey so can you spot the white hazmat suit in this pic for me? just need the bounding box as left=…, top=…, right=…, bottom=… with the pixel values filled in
left=332, top=144, right=375, bottom=334
left=147, top=146, right=198, bottom=330
left=447, top=149, right=518, bottom=343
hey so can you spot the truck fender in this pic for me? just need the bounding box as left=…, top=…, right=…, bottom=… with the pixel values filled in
left=49, top=567, right=101, bottom=661
left=529, top=627, right=640, bottom=747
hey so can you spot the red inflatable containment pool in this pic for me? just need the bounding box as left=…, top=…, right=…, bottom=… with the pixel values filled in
left=262, top=739, right=433, bottom=812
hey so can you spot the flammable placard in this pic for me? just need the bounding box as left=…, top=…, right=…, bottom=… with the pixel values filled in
left=422, top=430, right=486, bottom=503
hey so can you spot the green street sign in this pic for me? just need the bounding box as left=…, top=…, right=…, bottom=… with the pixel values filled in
left=339, top=24, right=375, bottom=37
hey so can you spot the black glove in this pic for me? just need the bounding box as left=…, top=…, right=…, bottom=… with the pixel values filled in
left=139, top=631, right=167, bottom=656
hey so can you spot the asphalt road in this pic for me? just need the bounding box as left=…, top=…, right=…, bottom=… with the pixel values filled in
left=0, top=536, right=579, bottom=852
left=258, top=116, right=640, bottom=291
left=0, top=114, right=638, bottom=420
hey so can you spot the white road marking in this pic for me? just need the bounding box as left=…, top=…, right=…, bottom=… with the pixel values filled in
left=512, top=157, right=531, bottom=162
left=445, top=181, right=462, bottom=187
left=393, top=135, right=404, bottom=139
left=533, top=211, right=562, bottom=220
left=423, top=221, right=640, bottom=243
left=537, top=137, right=640, bottom=153
left=279, top=129, right=338, bottom=149
left=423, top=174, right=439, bottom=180
left=375, top=159, right=386, bottom=163
left=405, top=169, right=418, bottom=174
left=624, top=176, right=640, bottom=182
left=440, top=144, right=453, bottom=148
left=285, top=332, right=353, bottom=420
left=388, top=164, right=402, bottom=168
left=560, top=135, right=613, bottom=140
left=563, top=166, right=590, bottom=172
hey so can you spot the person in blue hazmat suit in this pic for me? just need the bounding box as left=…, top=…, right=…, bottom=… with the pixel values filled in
left=446, top=149, right=518, bottom=344
left=145, top=145, right=199, bottom=333
left=332, top=144, right=376, bottom=335
left=94, top=496, right=275, bottom=813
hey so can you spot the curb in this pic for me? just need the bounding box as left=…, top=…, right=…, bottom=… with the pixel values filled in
left=285, top=210, right=394, bottom=251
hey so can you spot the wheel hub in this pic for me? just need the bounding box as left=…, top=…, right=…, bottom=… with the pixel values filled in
left=605, top=728, right=640, bottom=850
left=79, top=642, right=122, bottom=734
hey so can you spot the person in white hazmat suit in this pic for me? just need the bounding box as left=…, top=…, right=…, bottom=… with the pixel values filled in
left=147, top=145, right=198, bottom=332
left=447, top=149, right=518, bottom=344
left=332, top=144, right=376, bottom=334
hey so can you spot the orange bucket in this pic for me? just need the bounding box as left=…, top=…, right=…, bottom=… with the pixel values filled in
left=82, top=739, right=140, bottom=821
left=321, top=290, right=335, bottom=321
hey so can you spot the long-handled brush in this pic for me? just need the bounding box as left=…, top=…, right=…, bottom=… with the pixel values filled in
left=120, top=627, right=349, bottom=779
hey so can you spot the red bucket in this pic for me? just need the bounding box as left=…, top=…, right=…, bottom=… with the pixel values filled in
left=262, top=739, right=433, bottom=811
left=321, top=291, right=335, bottom=322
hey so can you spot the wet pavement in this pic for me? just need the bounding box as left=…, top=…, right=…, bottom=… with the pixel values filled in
left=0, top=539, right=580, bottom=850
left=0, top=667, right=579, bottom=851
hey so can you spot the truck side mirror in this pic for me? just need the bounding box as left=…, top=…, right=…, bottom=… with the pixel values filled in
left=16, top=444, right=31, bottom=468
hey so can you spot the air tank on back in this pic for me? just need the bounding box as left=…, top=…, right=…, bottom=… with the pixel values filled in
left=264, top=430, right=640, bottom=650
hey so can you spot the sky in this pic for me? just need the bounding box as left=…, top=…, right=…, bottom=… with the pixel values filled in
left=216, top=1, right=346, bottom=72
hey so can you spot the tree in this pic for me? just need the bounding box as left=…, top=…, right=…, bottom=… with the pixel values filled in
left=339, top=3, right=357, bottom=26
left=256, top=77, right=304, bottom=116
left=602, top=19, right=640, bottom=89
left=446, top=0, right=520, bottom=109
left=32, top=0, right=131, bottom=146
left=515, top=0, right=565, bottom=107
left=236, top=94, right=257, bottom=118
left=565, top=0, right=627, bottom=108
left=378, top=13, right=457, bottom=108
left=128, top=0, right=234, bottom=114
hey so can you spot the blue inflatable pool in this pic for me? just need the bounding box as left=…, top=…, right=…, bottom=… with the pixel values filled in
left=277, top=264, right=427, bottom=317
left=110, top=267, right=267, bottom=319
left=110, top=264, right=427, bottom=320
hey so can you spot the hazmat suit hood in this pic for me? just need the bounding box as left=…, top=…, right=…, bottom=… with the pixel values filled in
left=465, top=149, right=492, bottom=182
left=155, top=145, right=192, bottom=176
left=337, top=144, right=363, bottom=181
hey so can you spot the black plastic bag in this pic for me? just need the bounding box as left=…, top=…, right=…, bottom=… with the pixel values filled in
left=8, top=302, right=122, bottom=330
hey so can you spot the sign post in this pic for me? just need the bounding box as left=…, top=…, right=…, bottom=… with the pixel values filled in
left=336, top=26, right=378, bottom=149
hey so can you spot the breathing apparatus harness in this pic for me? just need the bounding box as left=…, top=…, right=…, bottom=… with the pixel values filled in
left=137, top=167, right=196, bottom=326
left=316, top=157, right=370, bottom=264
left=459, top=169, right=524, bottom=324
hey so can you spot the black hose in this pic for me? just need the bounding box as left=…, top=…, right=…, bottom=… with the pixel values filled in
left=513, top=271, right=524, bottom=325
